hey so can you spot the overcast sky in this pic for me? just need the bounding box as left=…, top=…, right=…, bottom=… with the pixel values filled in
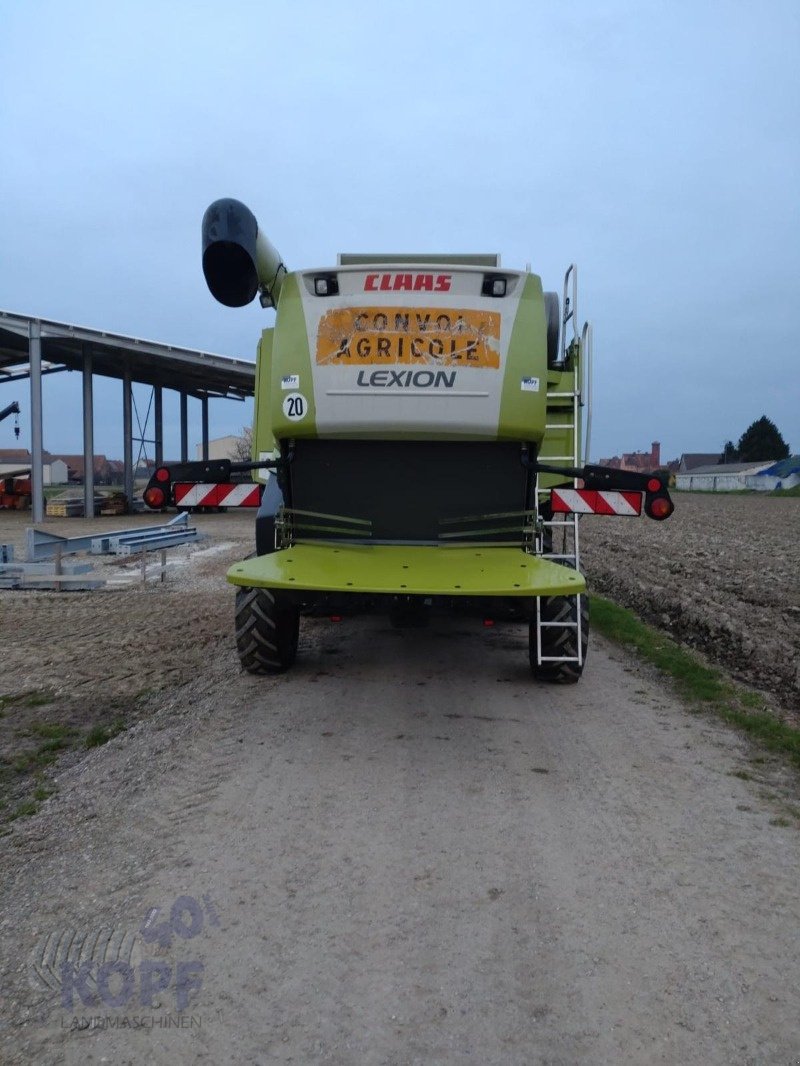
left=1, top=0, right=798, bottom=464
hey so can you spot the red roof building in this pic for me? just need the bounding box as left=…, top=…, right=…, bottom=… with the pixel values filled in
left=598, top=441, right=662, bottom=473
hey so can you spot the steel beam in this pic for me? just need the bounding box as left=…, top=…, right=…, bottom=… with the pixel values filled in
left=82, top=347, right=94, bottom=517
left=180, top=391, right=188, bottom=462
left=29, top=319, right=44, bottom=522
left=26, top=512, right=188, bottom=560
left=154, top=386, right=163, bottom=465
left=123, top=365, right=134, bottom=507
left=0, top=365, right=68, bottom=384
left=201, top=395, right=209, bottom=461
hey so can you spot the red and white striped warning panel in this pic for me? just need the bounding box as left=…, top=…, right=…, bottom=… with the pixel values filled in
left=550, top=488, right=642, bottom=516
left=174, top=483, right=263, bottom=508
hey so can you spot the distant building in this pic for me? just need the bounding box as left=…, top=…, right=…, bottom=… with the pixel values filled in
left=599, top=441, right=662, bottom=473
left=46, top=459, right=69, bottom=485
left=0, top=456, right=68, bottom=485
left=195, top=435, right=246, bottom=461
left=0, top=448, right=120, bottom=484
left=0, top=448, right=35, bottom=466
left=676, top=461, right=775, bottom=492
left=678, top=453, right=724, bottom=473
left=57, top=454, right=117, bottom=484
left=106, top=459, right=125, bottom=483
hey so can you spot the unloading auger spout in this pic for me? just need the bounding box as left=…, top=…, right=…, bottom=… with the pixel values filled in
left=201, top=198, right=287, bottom=309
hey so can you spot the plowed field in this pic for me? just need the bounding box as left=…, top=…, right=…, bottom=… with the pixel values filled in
left=580, top=492, right=800, bottom=714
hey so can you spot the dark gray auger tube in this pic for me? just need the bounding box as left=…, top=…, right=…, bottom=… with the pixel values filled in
left=201, top=198, right=287, bottom=308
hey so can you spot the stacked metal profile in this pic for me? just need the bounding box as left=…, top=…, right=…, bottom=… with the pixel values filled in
left=0, top=545, right=102, bottom=590
left=0, top=514, right=205, bottom=589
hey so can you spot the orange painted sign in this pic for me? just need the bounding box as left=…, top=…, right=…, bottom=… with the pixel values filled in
left=316, top=307, right=501, bottom=368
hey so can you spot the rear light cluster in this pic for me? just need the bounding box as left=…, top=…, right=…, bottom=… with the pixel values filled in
left=143, top=466, right=171, bottom=510
left=644, top=474, right=674, bottom=521
left=143, top=486, right=165, bottom=509
left=645, top=495, right=674, bottom=520
left=640, top=477, right=678, bottom=522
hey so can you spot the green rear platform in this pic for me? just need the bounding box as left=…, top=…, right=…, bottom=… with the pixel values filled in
left=228, top=544, right=585, bottom=597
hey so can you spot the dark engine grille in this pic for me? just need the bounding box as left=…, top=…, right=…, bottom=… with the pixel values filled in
left=286, top=439, right=531, bottom=543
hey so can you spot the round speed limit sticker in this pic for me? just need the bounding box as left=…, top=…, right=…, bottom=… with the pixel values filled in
left=282, top=392, right=308, bottom=421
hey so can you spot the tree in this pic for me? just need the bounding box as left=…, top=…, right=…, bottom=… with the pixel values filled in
left=719, top=440, right=738, bottom=463
left=231, top=425, right=253, bottom=462
left=736, top=416, right=790, bottom=462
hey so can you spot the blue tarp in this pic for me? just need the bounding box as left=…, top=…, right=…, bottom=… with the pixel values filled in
left=755, top=456, right=800, bottom=478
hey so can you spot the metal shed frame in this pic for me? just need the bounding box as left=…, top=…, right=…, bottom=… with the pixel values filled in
left=0, top=310, right=255, bottom=521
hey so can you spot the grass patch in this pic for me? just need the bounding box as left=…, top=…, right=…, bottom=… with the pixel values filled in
left=11, top=724, right=79, bottom=774
left=29, top=722, right=77, bottom=741
left=13, top=739, right=69, bottom=772
left=739, top=690, right=767, bottom=710
left=592, top=595, right=800, bottom=769
left=0, top=695, right=134, bottom=829
left=9, top=799, right=38, bottom=820
left=23, top=692, right=55, bottom=708
left=85, top=719, right=126, bottom=749
left=0, top=690, right=56, bottom=712
left=769, top=484, right=800, bottom=497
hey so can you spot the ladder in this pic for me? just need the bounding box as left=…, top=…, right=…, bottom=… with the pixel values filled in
left=533, top=264, right=593, bottom=668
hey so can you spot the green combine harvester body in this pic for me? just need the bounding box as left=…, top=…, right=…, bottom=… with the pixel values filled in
left=234, top=256, right=585, bottom=604
left=153, top=198, right=673, bottom=680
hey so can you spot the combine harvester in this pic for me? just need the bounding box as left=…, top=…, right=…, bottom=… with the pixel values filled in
left=145, top=199, right=673, bottom=680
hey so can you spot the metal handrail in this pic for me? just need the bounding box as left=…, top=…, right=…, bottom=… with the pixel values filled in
left=581, top=320, right=593, bottom=465
left=562, top=264, right=578, bottom=359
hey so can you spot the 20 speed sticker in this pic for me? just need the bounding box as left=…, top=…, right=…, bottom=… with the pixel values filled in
left=282, top=393, right=308, bottom=421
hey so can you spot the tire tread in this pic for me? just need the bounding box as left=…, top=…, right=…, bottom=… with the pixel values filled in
left=235, top=586, right=298, bottom=674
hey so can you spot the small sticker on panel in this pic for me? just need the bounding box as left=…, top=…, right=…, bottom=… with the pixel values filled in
left=282, top=392, right=308, bottom=421
left=521, top=377, right=540, bottom=392
left=281, top=374, right=300, bottom=390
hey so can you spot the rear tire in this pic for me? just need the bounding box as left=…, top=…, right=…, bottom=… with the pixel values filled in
left=530, top=591, right=589, bottom=683
left=235, top=586, right=299, bottom=674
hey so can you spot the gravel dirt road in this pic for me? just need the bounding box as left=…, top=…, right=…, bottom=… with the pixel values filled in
left=1, top=499, right=799, bottom=1063
left=1, top=608, right=799, bottom=1064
